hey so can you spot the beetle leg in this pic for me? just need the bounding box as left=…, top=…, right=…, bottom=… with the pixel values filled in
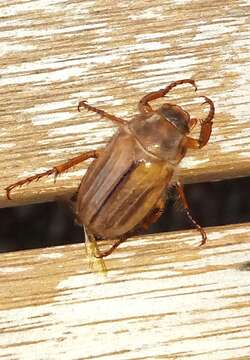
left=5, top=150, right=101, bottom=200
left=174, top=181, right=207, bottom=245
left=78, top=100, right=127, bottom=126
left=141, top=196, right=166, bottom=230
left=138, top=79, right=197, bottom=114
left=95, top=237, right=127, bottom=258
left=188, top=117, right=198, bottom=130
left=185, top=96, right=215, bottom=149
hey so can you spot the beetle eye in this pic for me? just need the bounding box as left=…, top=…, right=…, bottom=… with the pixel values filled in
left=159, top=104, right=190, bottom=134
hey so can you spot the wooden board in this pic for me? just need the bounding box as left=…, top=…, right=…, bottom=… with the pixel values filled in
left=1, top=2, right=250, bottom=358
left=0, top=0, right=250, bottom=208
left=0, top=223, right=250, bottom=359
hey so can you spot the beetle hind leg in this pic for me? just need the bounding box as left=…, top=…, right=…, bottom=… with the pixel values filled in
left=5, top=150, right=101, bottom=200
left=174, top=181, right=207, bottom=245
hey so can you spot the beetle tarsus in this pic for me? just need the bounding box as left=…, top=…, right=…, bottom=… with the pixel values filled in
left=138, top=78, right=197, bottom=114
left=78, top=100, right=127, bottom=126
left=185, top=95, right=214, bottom=149
left=5, top=151, right=101, bottom=199
left=94, top=237, right=126, bottom=258
left=199, top=96, right=215, bottom=123
left=175, top=181, right=207, bottom=245
left=162, top=79, right=197, bottom=95
left=78, top=100, right=87, bottom=112
left=199, top=231, right=207, bottom=246
left=5, top=186, right=13, bottom=200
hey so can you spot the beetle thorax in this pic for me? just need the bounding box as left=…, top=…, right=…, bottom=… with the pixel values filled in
left=129, top=112, right=187, bottom=164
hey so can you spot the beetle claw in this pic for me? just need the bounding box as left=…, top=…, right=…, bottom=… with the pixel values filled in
left=78, top=100, right=88, bottom=112
left=5, top=187, right=12, bottom=200
left=200, top=96, right=211, bottom=106
left=199, top=96, right=215, bottom=125
left=187, top=79, right=197, bottom=92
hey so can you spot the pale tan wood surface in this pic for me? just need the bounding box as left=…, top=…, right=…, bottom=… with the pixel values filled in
left=0, top=223, right=250, bottom=359
left=0, top=0, right=250, bottom=207
left=1, top=2, right=250, bottom=359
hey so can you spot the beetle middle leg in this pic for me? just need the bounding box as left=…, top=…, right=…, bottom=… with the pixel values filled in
left=5, top=150, right=101, bottom=199
left=95, top=196, right=167, bottom=258
left=94, top=237, right=127, bottom=258
left=174, top=181, right=207, bottom=245
left=78, top=100, right=127, bottom=126
left=138, top=79, right=197, bottom=114
left=141, top=196, right=166, bottom=230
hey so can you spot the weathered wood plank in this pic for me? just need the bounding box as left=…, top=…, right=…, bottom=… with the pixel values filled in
left=0, top=0, right=249, bottom=207
left=0, top=223, right=250, bottom=359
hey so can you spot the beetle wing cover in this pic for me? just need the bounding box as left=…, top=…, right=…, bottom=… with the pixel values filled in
left=76, top=129, right=135, bottom=223
left=77, top=129, right=172, bottom=238
left=98, top=159, right=172, bottom=238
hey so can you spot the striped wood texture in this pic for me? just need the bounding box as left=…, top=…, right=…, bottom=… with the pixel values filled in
left=1, top=223, right=250, bottom=359
left=0, top=0, right=250, bottom=359
left=0, top=0, right=249, bottom=207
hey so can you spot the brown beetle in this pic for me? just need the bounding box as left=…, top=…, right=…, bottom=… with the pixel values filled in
left=5, top=79, right=214, bottom=262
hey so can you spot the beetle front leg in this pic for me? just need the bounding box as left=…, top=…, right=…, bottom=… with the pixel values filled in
left=188, top=117, right=198, bottom=130
left=5, top=150, right=101, bottom=200
left=186, top=96, right=215, bottom=149
left=174, top=181, right=207, bottom=245
left=138, top=79, right=197, bottom=114
left=78, top=100, right=127, bottom=126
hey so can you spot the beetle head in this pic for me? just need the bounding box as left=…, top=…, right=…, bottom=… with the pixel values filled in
left=158, top=103, right=190, bottom=134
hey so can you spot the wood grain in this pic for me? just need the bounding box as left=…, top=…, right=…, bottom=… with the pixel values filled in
left=0, top=0, right=249, bottom=207
left=1, top=2, right=250, bottom=358
left=0, top=223, right=250, bottom=359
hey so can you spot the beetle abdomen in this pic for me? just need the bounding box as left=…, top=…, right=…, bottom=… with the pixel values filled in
left=76, top=129, right=173, bottom=239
